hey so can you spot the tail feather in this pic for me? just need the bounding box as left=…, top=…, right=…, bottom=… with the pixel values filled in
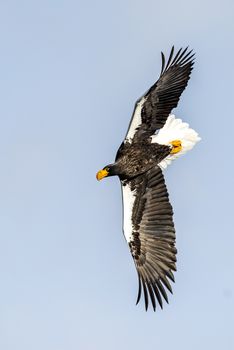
left=151, top=115, right=201, bottom=170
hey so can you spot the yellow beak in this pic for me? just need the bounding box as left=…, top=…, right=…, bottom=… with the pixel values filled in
left=96, top=169, right=109, bottom=181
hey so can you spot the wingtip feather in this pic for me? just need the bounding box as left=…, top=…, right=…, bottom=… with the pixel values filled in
left=160, top=52, right=165, bottom=75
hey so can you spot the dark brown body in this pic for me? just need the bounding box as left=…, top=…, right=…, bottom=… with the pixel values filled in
left=114, top=141, right=171, bottom=179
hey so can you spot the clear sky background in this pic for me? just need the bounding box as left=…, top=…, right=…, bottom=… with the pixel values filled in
left=0, top=0, right=233, bottom=349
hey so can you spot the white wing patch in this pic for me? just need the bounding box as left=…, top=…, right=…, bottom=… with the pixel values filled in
left=151, top=115, right=201, bottom=170
left=125, top=97, right=146, bottom=142
left=121, top=182, right=136, bottom=242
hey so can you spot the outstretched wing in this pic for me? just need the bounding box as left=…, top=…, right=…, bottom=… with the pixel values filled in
left=125, top=46, right=195, bottom=142
left=121, top=166, right=176, bottom=311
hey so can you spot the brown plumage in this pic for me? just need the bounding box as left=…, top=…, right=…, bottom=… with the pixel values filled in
left=96, top=46, right=199, bottom=311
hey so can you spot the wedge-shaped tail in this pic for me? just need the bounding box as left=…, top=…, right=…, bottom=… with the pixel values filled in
left=151, top=115, right=201, bottom=170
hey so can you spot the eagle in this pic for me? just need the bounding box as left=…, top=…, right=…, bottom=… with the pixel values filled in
left=96, top=46, right=200, bottom=311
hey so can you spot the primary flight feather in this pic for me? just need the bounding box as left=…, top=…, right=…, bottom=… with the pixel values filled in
left=96, top=46, right=200, bottom=311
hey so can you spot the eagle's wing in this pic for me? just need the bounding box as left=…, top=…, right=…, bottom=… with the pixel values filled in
left=125, top=46, right=195, bottom=142
left=121, top=166, right=176, bottom=311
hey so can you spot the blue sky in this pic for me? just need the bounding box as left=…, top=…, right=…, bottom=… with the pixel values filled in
left=0, top=0, right=233, bottom=349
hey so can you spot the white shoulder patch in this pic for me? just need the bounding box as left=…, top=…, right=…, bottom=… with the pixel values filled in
left=125, top=97, right=146, bottom=142
left=151, top=114, right=201, bottom=170
left=121, top=182, right=136, bottom=242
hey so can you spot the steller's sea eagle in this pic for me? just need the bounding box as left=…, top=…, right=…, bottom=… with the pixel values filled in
left=96, top=46, right=201, bottom=311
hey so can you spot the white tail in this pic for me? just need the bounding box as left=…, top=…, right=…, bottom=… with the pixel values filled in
left=151, top=115, right=201, bottom=170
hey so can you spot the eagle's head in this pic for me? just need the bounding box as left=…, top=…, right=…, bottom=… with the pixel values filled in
left=96, top=163, right=118, bottom=181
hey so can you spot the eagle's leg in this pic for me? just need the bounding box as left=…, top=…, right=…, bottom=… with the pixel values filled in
left=170, top=140, right=182, bottom=154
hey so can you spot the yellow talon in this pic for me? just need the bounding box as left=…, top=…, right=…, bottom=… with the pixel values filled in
left=170, top=140, right=182, bottom=154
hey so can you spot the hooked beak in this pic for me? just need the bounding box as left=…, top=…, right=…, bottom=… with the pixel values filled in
left=96, top=168, right=109, bottom=181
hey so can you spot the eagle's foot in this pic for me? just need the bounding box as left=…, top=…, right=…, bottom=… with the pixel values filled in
left=170, top=140, right=182, bottom=154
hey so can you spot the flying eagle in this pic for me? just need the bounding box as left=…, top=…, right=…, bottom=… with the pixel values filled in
left=96, top=46, right=200, bottom=311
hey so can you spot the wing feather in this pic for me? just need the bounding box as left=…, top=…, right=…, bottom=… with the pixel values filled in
left=124, top=46, right=194, bottom=142
left=121, top=166, right=176, bottom=311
